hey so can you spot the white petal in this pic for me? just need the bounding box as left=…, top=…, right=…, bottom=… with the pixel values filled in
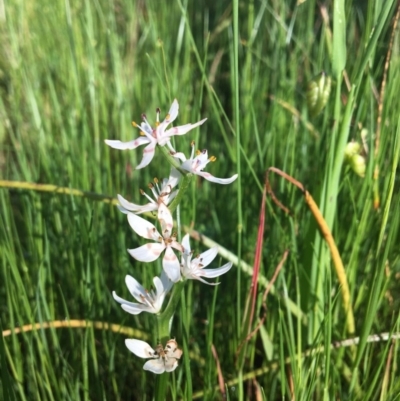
left=127, top=213, right=160, bottom=240
left=166, top=99, right=179, bottom=124
left=143, top=359, right=166, bottom=374
left=152, top=276, right=164, bottom=296
left=191, top=276, right=220, bottom=285
left=117, top=194, right=142, bottom=211
left=128, top=243, right=165, bottom=262
left=201, top=262, right=233, bottom=278
left=121, top=303, right=154, bottom=314
left=112, top=290, right=136, bottom=306
left=105, top=136, right=150, bottom=150
left=163, top=190, right=178, bottom=205
left=164, top=358, right=179, bottom=372
left=113, top=291, right=144, bottom=311
left=117, top=206, right=130, bottom=215
left=158, top=203, right=173, bottom=233
left=125, top=339, right=155, bottom=358
left=136, top=142, right=156, bottom=170
left=117, top=194, right=157, bottom=215
left=171, top=240, right=184, bottom=253
left=153, top=271, right=173, bottom=297
left=172, top=152, right=187, bottom=162
left=140, top=121, right=153, bottom=135
left=166, top=168, right=181, bottom=189
left=163, top=247, right=181, bottom=282
left=181, top=234, right=191, bottom=254
left=125, top=275, right=146, bottom=301
left=165, top=340, right=182, bottom=359
left=115, top=299, right=151, bottom=315
left=181, top=252, right=192, bottom=270
left=159, top=270, right=174, bottom=294
left=164, top=118, right=207, bottom=137
left=197, top=172, right=238, bottom=185
left=119, top=203, right=157, bottom=215
left=192, top=247, right=218, bottom=268
left=112, top=290, right=130, bottom=305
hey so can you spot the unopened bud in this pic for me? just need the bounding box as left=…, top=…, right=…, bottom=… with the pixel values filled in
left=350, top=154, right=366, bottom=177
left=344, top=141, right=361, bottom=160
left=307, top=72, right=331, bottom=117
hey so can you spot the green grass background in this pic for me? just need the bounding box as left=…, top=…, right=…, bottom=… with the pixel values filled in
left=1, top=0, right=400, bottom=399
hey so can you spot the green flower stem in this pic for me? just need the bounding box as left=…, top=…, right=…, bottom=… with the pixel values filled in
left=155, top=145, right=190, bottom=401
left=156, top=283, right=186, bottom=361
left=156, top=142, right=189, bottom=336
left=157, top=281, right=186, bottom=342
left=154, top=373, right=168, bottom=401
left=169, top=174, right=192, bottom=214
left=154, top=281, right=186, bottom=401
left=157, top=144, right=185, bottom=173
left=157, top=145, right=193, bottom=214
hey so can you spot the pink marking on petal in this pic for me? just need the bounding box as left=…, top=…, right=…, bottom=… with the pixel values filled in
left=144, top=145, right=156, bottom=154
left=136, top=143, right=156, bottom=170
left=146, top=243, right=164, bottom=257
left=171, top=241, right=184, bottom=253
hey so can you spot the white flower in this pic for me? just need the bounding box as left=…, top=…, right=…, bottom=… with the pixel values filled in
left=180, top=234, right=232, bottom=284
left=105, top=99, right=207, bottom=170
left=112, top=271, right=172, bottom=315
left=117, top=169, right=180, bottom=215
left=127, top=203, right=183, bottom=282
left=174, top=143, right=238, bottom=184
left=125, top=339, right=183, bottom=374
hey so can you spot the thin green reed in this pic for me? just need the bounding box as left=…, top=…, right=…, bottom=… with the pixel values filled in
left=308, top=0, right=396, bottom=341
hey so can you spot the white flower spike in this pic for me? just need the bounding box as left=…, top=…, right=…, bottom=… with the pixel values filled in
left=127, top=203, right=183, bottom=282
left=174, top=142, right=238, bottom=184
left=117, top=169, right=180, bottom=215
left=180, top=234, right=232, bottom=285
left=125, top=338, right=183, bottom=374
left=112, top=271, right=172, bottom=315
left=105, top=99, right=207, bottom=170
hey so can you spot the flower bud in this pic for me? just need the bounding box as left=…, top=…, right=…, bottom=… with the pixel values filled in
left=307, top=72, right=331, bottom=117
left=350, top=154, right=366, bottom=177
left=344, top=141, right=361, bottom=160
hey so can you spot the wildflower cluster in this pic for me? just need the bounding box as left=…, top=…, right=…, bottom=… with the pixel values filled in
left=106, top=100, right=237, bottom=374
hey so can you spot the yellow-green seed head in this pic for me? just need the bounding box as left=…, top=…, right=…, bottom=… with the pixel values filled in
left=307, top=72, right=332, bottom=117
left=344, top=142, right=361, bottom=160
left=350, top=154, right=366, bottom=177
